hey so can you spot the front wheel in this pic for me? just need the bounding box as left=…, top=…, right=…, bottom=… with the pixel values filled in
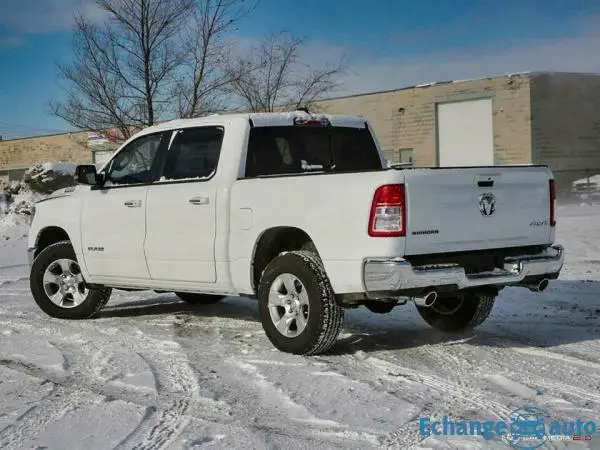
left=416, top=293, right=495, bottom=333
left=30, top=241, right=112, bottom=319
left=258, top=251, right=344, bottom=355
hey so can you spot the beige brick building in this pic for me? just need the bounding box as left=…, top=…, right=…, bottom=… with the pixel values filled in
left=315, top=71, right=600, bottom=191
left=0, top=131, right=92, bottom=182
left=2, top=71, right=600, bottom=192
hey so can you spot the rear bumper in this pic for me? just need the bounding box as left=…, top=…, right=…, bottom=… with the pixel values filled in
left=363, top=244, right=564, bottom=294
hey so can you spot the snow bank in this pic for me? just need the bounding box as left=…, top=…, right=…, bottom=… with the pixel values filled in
left=23, top=161, right=79, bottom=194
left=0, top=162, right=74, bottom=242
left=0, top=187, right=43, bottom=242
left=0, top=209, right=31, bottom=242
left=572, top=174, right=600, bottom=186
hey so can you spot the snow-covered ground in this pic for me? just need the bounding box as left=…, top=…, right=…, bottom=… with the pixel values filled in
left=0, top=204, right=599, bottom=449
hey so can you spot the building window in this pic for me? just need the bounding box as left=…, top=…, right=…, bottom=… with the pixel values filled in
left=386, top=148, right=414, bottom=167
left=399, top=148, right=414, bottom=165
left=0, top=167, right=27, bottom=182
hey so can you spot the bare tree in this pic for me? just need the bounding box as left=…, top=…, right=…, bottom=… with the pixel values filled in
left=51, top=0, right=194, bottom=139
left=228, top=32, right=347, bottom=112
left=174, top=0, right=259, bottom=118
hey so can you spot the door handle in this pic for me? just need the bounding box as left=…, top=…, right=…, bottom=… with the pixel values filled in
left=124, top=200, right=142, bottom=208
left=189, top=196, right=209, bottom=205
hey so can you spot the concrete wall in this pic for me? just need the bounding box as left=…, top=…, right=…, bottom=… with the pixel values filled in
left=314, top=74, right=533, bottom=167
left=530, top=73, right=600, bottom=190
left=0, top=131, right=92, bottom=182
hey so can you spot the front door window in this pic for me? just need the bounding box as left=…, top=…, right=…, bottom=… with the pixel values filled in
left=104, top=133, right=164, bottom=186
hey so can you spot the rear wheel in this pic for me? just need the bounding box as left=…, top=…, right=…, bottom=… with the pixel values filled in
left=416, top=293, right=495, bottom=333
left=175, top=292, right=224, bottom=305
left=30, top=241, right=112, bottom=319
left=258, top=251, right=344, bottom=355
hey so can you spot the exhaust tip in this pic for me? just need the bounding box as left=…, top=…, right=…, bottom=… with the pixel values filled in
left=412, top=291, right=438, bottom=308
left=423, top=291, right=437, bottom=307
left=527, top=278, right=550, bottom=293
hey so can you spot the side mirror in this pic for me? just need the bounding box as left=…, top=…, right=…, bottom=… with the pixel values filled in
left=75, top=164, right=102, bottom=186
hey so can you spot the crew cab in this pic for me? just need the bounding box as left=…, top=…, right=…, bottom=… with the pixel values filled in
left=27, top=110, right=564, bottom=355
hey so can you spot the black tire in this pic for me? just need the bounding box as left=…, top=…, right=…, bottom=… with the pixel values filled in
left=416, top=293, right=495, bottom=333
left=258, top=251, right=344, bottom=355
left=30, top=241, right=112, bottom=319
left=175, top=292, right=224, bottom=305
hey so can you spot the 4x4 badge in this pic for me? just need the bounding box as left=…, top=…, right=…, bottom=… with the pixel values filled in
left=478, top=193, right=496, bottom=217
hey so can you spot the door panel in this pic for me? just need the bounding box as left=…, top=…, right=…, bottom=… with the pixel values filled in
left=145, top=182, right=217, bottom=282
left=80, top=131, right=167, bottom=281
left=81, top=186, right=150, bottom=280
left=144, top=126, right=223, bottom=283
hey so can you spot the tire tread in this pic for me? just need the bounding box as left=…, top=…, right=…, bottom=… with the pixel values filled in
left=258, top=250, right=344, bottom=355
left=466, top=294, right=495, bottom=329
left=30, top=241, right=112, bottom=320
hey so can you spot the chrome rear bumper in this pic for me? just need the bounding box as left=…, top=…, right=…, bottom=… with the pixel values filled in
left=363, top=245, right=564, bottom=293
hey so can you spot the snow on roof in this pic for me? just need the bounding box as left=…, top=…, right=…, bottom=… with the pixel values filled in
left=573, top=174, right=600, bottom=186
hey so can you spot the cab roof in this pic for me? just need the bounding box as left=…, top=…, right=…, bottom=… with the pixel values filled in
left=136, top=110, right=369, bottom=138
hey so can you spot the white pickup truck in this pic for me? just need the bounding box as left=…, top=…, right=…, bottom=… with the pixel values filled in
left=27, top=110, right=564, bottom=355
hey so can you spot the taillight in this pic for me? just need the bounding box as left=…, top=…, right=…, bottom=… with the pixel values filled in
left=368, top=184, right=406, bottom=237
left=549, top=179, right=556, bottom=227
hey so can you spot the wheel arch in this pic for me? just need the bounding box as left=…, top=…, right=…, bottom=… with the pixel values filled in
left=34, top=226, right=73, bottom=258
left=250, top=226, right=320, bottom=293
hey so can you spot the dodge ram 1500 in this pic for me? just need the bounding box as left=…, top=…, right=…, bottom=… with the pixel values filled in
left=27, top=110, right=564, bottom=355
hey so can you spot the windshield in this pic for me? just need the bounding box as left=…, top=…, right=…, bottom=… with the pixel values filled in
left=245, top=125, right=383, bottom=177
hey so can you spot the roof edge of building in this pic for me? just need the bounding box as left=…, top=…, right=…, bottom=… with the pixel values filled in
left=314, top=70, right=600, bottom=103
left=0, top=130, right=86, bottom=143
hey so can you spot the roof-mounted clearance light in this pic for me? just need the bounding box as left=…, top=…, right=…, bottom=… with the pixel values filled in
left=293, top=116, right=331, bottom=126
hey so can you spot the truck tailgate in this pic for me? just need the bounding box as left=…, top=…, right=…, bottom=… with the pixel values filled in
left=403, top=166, right=553, bottom=255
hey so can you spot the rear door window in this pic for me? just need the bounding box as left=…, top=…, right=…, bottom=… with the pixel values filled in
left=245, top=126, right=382, bottom=177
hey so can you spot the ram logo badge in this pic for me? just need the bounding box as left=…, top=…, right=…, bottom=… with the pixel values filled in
left=478, top=193, right=496, bottom=217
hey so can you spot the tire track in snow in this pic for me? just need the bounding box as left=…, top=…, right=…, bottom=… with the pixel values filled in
left=228, top=358, right=381, bottom=447
left=2, top=319, right=231, bottom=450
left=362, top=352, right=514, bottom=449
left=73, top=325, right=230, bottom=450
left=429, top=339, right=600, bottom=402
left=0, top=380, right=90, bottom=450
left=0, top=277, right=28, bottom=287
left=120, top=354, right=199, bottom=450
left=511, top=346, right=600, bottom=373
left=311, top=345, right=515, bottom=449
left=415, top=340, right=600, bottom=428
left=0, top=333, right=85, bottom=448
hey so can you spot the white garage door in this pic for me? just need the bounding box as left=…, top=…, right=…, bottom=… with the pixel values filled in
left=437, top=98, right=494, bottom=167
